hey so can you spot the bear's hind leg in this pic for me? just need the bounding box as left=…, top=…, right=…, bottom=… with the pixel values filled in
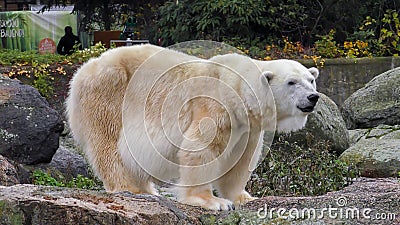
left=102, top=167, right=157, bottom=195
left=87, top=143, right=157, bottom=195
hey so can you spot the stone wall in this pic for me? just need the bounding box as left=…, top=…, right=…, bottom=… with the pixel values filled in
left=297, top=57, right=400, bottom=107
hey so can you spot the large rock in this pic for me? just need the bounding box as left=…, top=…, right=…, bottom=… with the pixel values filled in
left=342, top=68, right=400, bottom=129
left=274, top=93, right=349, bottom=155
left=32, top=145, right=89, bottom=178
left=0, top=155, right=30, bottom=186
left=0, top=185, right=204, bottom=224
left=0, top=178, right=399, bottom=224
left=340, top=139, right=400, bottom=177
left=245, top=178, right=400, bottom=224
left=341, top=125, right=400, bottom=177
left=0, top=155, right=19, bottom=186
left=0, top=76, right=64, bottom=164
left=348, top=124, right=400, bottom=145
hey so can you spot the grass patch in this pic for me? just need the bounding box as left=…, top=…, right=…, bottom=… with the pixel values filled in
left=31, top=169, right=102, bottom=190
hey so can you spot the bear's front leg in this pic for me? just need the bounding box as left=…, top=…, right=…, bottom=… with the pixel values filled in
left=178, top=184, right=234, bottom=211
left=213, top=132, right=262, bottom=207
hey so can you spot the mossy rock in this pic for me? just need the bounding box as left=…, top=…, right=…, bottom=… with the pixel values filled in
left=340, top=139, right=400, bottom=177
left=342, top=68, right=400, bottom=129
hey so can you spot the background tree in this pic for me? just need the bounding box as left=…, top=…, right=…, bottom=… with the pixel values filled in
left=40, top=0, right=400, bottom=53
left=155, top=0, right=400, bottom=48
left=40, top=0, right=165, bottom=33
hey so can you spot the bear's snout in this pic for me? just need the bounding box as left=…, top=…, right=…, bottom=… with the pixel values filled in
left=297, top=93, right=319, bottom=113
left=307, top=93, right=320, bottom=104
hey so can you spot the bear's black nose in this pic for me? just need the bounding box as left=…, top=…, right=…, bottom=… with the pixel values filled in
left=307, top=93, right=320, bottom=104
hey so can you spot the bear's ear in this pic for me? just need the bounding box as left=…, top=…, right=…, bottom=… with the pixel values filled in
left=261, top=71, right=274, bottom=83
left=308, top=67, right=319, bottom=79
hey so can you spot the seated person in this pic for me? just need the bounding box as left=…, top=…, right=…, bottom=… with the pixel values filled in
left=57, top=26, right=82, bottom=55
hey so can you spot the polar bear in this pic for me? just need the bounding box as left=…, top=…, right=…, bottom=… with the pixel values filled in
left=66, top=44, right=319, bottom=211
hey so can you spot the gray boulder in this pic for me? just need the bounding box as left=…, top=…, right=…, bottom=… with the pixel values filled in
left=274, top=93, right=349, bottom=155
left=348, top=124, right=400, bottom=145
left=32, top=145, right=89, bottom=178
left=0, top=155, right=19, bottom=186
left=342, top=67, right=400, bottom=129
left=340, top=125, right=400, bottom=177
left=0, top=76, right=64, bottom=164
left=0, top=155, right=30, bottom=185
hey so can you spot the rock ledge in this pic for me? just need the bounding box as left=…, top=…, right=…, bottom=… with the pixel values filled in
left=1, top=178, right=399, bottom=224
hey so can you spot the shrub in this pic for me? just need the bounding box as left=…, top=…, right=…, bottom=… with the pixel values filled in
left=0, top=49, right=64, bottom=66
left=31, top=62, right=53, bottom=99
left=314, top=30, right=342, bottom=58
left=359, top=9, right=400, bottom=56
left=247, top=135, right=359, bottom=197
left=66, top=174, right=97, bottom=189
left=155, top=0, right=308, bottom=46
left=68, top=42, right=108, bottom=64
left=32, top=169, right=64, bottom=187
left=343, top=40, right=372, bottom=58
left=1, top=44, right=106, bottom=101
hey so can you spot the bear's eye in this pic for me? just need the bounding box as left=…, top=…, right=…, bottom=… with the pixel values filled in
left=288, top=81, right=296, bottom=86
left=310, top=79, right=314, bottom=84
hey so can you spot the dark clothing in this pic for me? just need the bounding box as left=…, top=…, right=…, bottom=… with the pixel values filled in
left=57, top=34, right=81, bottom=55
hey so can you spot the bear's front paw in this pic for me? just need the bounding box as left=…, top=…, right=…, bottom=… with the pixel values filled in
left=180, top=195, right=235, bottom=211
left=234, top=190, right=258, bottom=206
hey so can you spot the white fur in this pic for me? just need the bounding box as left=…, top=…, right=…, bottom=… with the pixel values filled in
left=252, top=59, right=319, bottom=132
left=66, top=45, right=319, bottom=211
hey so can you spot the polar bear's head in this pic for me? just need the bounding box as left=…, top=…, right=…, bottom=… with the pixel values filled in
left=255, top=59, right=319, bottom=132
left=210, top=54, right=319, bottom=133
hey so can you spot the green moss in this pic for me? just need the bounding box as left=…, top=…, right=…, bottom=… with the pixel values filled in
left=199, top=214, right=217, bottom=225
left=340, top=152, right=365, bottom=166
left=0, top=201, right=24, bottom=225
left=218, top=212, right=241, bottom=224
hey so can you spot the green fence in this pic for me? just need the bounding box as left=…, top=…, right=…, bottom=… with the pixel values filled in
left=0, top=11, right=77, bottom=52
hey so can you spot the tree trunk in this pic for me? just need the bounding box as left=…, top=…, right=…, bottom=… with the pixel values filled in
left=102, top=1, right=111, bottom=30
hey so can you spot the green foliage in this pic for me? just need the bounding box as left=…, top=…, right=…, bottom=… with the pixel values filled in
left=66, top=174, right=96, bottom=189
left=247, top=136, right=359, bottom=197
left=360, top=9, right=400, bottom=56
left=156, top=0, right=308, bottom=46
left=1, top=45, right=106, bottom=101
left=39, top=0, right=400, bottom=53
left=32, top=62, right=53, bottom=99
left=41, top=0, right=162, bottom=32
left=0, top=201, right=24, bottom=225
left=0, top=49, right=64, bottom=66
left=32, top=169, right=64, bottom=187
left=68, top=42, right=107, bottom=63
left=314, top=30, right=342, bottom=58
left=343, top=40, right=372, bottom=58
left=31, top=169, right=99, bottom=190
left=0, top=43, right=105, bottom=67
